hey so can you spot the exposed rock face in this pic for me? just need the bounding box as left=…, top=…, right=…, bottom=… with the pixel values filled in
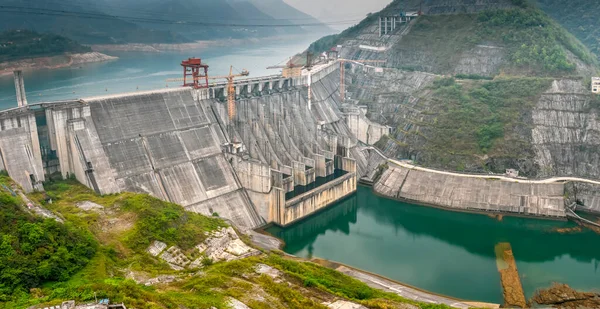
left=532, top=80, right=600, bottom=178
left=146, top=227, right=259, bottom=271
left=531, top=283, right=600, bottom=308
left=454, top=45, right=507, bottom=76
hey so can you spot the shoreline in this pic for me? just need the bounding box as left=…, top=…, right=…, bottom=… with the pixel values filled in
left=90, top=34, right=319, bottom=53
left=252, top=226, right=499, bottom=309
left=0, top=52, right=118, bottom=77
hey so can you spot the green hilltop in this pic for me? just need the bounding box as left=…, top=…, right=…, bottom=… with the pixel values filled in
left=0, top=174, right=455, bottom=309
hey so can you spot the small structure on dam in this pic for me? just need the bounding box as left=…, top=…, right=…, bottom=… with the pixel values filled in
left=0, top=61, right=370, bottom=229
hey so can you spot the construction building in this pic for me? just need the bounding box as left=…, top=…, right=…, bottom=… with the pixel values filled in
left=379, top=11, right=419, bottom=36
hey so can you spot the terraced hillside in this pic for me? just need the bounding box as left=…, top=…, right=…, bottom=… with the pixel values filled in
left=311, top=0, right=600, bottom=179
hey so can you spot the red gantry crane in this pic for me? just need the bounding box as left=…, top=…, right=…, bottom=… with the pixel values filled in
left=167, top=60, right=249, bottom=142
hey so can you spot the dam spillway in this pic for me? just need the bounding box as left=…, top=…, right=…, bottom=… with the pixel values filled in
left=0, top=62, right=362, bottom=229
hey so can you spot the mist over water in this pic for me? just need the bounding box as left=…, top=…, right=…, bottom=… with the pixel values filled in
left=0, top=35, right=322, bottom=110
left=268, top=186, right=600, bottom=303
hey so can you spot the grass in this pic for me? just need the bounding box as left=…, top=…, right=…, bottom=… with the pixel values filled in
left=311, top=5, right=598, bottom=76
left=413, top=76, right=553, bottom=173
left=537, top=0, right=600, bottom=61
left=2, top=179, right=464, bottom=309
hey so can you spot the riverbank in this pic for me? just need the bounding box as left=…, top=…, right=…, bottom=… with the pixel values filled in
left=250, top=229, right=499, bottom=308
left=0, top=52, right=117, bottom=76
left=90, top=34, right=315, bottom=53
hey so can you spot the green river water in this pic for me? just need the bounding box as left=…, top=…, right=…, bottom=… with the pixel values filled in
left=267, top=186, right=600, bottom=304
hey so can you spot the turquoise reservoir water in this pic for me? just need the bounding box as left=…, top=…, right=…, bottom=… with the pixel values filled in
left=0, top=34, right=324, bottom=110
left=267, top=186, right=600, bottom=304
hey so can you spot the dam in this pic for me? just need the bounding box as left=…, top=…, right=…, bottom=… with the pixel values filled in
left=3, top=58, right=600, bottom=230
left=0, top=61, right=362, bottom=229
left=1, top=51, right=600, bottom=304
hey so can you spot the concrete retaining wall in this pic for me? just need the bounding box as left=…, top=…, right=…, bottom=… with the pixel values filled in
left=282, top=172, right=357, bottom=226
left=345, top=109, right=390, bottom=145
left=566, top=182, right=600, bottom=214
left=375, top=162, right=566, bottom=217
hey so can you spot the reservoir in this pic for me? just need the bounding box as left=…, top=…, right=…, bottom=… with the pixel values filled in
left=267, top=186, right=600, bottom=304
left=0, top=34, right=324, bottom=110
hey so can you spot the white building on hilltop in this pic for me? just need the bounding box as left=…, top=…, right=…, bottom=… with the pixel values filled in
left=592, top=77, right=600, bottom=94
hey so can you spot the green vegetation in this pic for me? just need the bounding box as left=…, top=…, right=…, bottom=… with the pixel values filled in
left=478, top=9, right=595, bottom=72
left=455, top=74, right=494, bottom=80
left=264, top=255, right=453, bottom=309
left=0, top=30, right=91, bottom=62
left=0, top=178, right=96, bottom=301
left=395, top=8, right=595, bottom=75
left=421, top=76, right=553, bottom=172
left=310, top=4, right=597, bottom=76
left=1, top=178, right=457, bottom=309
left=119, top=195, right=226, bottom=252
left=536, top=0, right=600, bottom=60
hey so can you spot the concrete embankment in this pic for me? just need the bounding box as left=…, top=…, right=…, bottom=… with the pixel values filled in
left=0, top=52, right=117, bottom=76
left=374, top=161, right=566, bottom=218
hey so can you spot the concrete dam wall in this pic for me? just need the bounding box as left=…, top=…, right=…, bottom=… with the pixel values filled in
left=0, top=62, right=363, bottom=229
left=375, top=162, right=566, bottom=217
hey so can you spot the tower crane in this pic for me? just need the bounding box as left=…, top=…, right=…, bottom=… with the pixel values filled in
left=338, top=59, right=386, bottom=102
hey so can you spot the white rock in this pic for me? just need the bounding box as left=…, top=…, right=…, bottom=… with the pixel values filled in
left=324, top=300, right=368, bottom=309
left=76, top=201, right=104, bottom=212
left=227, top=298, right=251, bottom=309
left=147, top=241, right=167, bottom=257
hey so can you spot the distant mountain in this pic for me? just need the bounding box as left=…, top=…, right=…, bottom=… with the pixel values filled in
left=0, top=0, right=330, bottom=44
left=0, top=0, right=187, bottom=44
left=242, top=0, right=333, bottom=32
left=97, top=0, right=328, bottom=41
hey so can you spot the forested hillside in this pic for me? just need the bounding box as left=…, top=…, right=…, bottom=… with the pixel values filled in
left=0, top=30, right=92, bottom=62
left=536, top=0, right=600, bottom=60
left=0, top=0, right=186, bottom=44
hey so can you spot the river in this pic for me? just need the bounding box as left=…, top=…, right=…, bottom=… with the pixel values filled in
left=267, top=186, right=600, bottom=304
left=0, top=35, right=324, bottom=110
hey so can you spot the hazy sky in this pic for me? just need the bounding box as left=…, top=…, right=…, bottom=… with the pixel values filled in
left=284, top=0, right=392, bottom=30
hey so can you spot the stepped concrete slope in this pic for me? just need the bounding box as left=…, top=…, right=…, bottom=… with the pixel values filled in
left=65, top=89, right=264, bottom=230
